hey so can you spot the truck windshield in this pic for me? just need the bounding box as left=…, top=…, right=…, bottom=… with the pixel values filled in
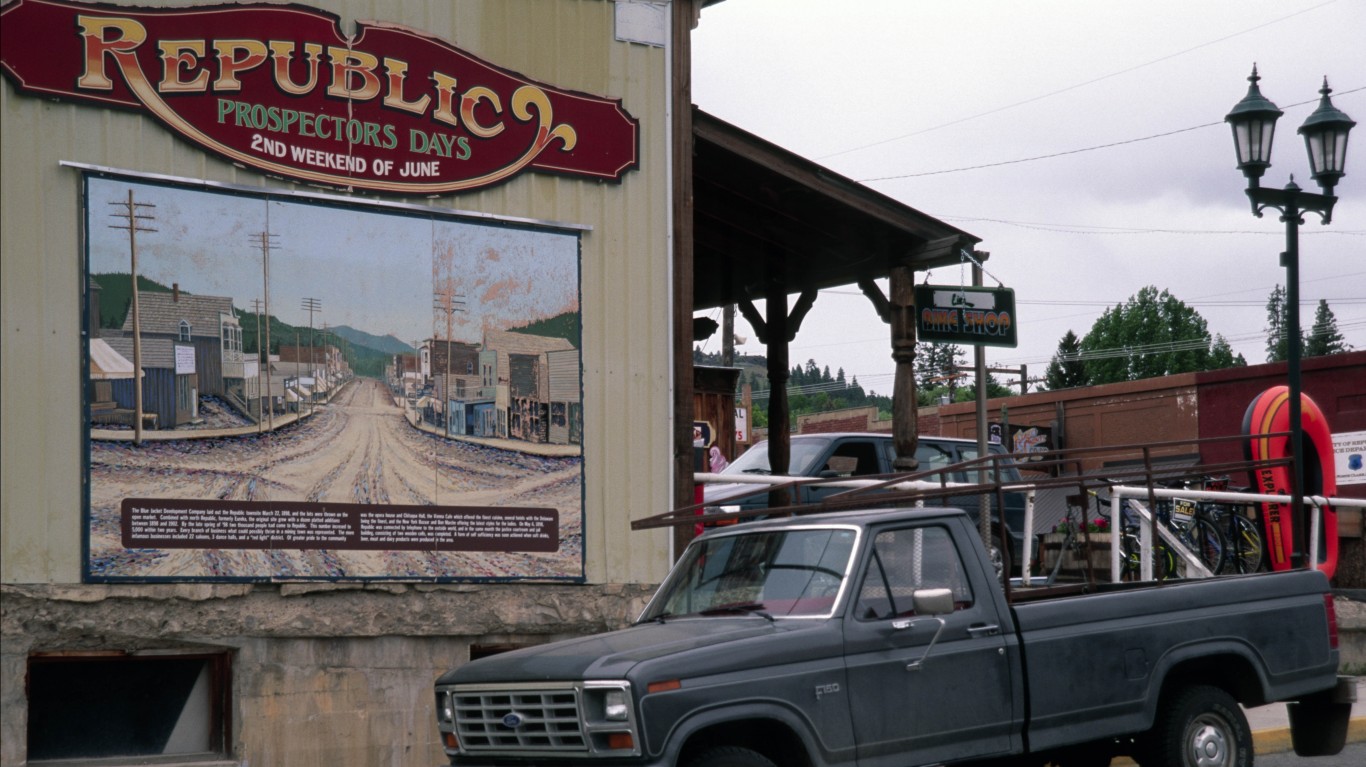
left=720, top=438, right=833, bottom=476
left=642, top=528, right=856, bottom=620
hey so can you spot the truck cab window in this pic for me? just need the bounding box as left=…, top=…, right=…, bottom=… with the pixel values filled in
left=856, top=526, right=973, bottom=621
left=915, top=443, right=957, bottom=475
left=826, top=441, right=881, bottom=477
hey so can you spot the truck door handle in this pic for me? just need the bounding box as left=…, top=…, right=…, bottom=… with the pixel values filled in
left=967, top=623, right=1000, bottom=638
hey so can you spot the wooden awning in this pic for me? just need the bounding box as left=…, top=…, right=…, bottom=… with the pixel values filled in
left=683, top=109, right=988, bottom=513
left=692, top=108, right=980, bottom=311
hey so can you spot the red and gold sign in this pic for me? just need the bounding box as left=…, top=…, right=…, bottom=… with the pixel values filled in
left=1, top=0, right=639, bottom=194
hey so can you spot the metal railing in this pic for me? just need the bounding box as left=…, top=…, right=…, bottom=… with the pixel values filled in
left=634, top=433, right=1365, bottom=600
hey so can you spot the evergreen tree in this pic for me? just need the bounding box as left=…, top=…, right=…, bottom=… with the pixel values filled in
left=914, top=342, right=942, bottom=391
left=1264, top=284, right=1291, bottom=363
left=915, top=342, right=964, bottom=390
left=1044, top=330, right=1087, bottom=389
left=1305, top=299, right=1351, bottom=357
left=1209, top=334, right=1247, bottom=369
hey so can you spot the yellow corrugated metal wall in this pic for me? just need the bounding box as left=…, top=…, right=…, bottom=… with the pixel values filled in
left=0, top=0, right=674, bottom=586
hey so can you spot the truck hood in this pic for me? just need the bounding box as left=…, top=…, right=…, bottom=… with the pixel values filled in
left=441, top=617, right=826, bottom=685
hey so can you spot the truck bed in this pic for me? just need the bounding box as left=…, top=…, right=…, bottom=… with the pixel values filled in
left=1011, top=568, right=1337, bottom=752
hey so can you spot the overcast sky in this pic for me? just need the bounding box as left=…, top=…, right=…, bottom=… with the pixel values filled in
left=691, top=0, right=1366, bottom=395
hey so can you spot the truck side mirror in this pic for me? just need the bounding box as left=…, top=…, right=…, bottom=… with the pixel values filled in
left=912, top=588, right=954, bottom=616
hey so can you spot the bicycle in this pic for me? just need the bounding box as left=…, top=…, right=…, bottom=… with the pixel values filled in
left=1195, top=476, right=1266, bottom=574
left=1075, top=488, right=1174, bottom=582
left=1152, top=480, right=1229, bottom=576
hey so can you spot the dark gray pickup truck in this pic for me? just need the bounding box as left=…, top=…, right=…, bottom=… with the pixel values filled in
left=434, top=507, right=1354, bottom=767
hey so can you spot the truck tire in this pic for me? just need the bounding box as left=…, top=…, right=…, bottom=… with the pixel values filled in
left=1143, top=685, right=1252, bottom=767
left=684, top=746, right=777, bottom=767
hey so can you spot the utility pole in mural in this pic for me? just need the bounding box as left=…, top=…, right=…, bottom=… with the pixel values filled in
left=302, top=297, right=321, bottom=416
left=108, top=190, right=156, bottom=446
left=251, top=299, right=265, bottom=433
left=433, top=238, right=467, bottom=503
left=251, top=230, right=279, bottom=432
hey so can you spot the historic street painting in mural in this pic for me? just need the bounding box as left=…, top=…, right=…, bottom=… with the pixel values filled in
left=84, top=175, right=583, bottom=581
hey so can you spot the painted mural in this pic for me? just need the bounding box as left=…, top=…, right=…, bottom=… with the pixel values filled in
left=83, top=174, right=584, bottom=581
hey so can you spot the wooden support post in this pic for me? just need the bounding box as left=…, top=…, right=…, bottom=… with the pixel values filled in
left=765, top=279, right=791, bottom=508
left=889, top=265, right=919, bottom=470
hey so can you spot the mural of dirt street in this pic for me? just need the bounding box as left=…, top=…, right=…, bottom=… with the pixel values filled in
left=89, top=378, right=583, bottom=580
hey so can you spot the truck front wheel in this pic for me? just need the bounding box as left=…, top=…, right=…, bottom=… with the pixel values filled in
left=684, top=746, right=777, bottom=767
left=1144, top=685, right=1252, bottom=767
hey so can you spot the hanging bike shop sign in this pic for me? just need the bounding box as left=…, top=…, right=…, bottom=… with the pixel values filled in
left=0, top=0, right=639, bottom=195
left=913, top=284, right=1017, bottom=348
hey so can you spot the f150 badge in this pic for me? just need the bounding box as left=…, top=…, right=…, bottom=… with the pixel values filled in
left=814, top=683, right=841, bottom=700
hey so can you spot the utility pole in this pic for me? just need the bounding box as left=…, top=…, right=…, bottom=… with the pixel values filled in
left=251, top=298, right=265, bottom=432
left=108, top=190, right=156, bottom=447
left=301, top=297, right=321, bottom=413
left=295, top=330, right=302, bottom=412
left=433, top=279, right=467, bottom=428
left=251, top=230, right=280, bottom=432
left=953, top=364, right=1031, bottom=395
left=433, top=265, right=466, bottom=503
left=721, top=304, right=735, bottom=367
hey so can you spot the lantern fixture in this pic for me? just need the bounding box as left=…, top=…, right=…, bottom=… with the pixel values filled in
left=1224, top=65, right=1282, bottom=186
left=1297, top=78, right=1356, bottom=196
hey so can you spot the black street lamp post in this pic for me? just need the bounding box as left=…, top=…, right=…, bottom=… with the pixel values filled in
left=1226, top=65, right=1355, bottom=568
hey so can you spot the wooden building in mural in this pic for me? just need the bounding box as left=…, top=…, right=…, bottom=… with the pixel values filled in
left=103, top=336, right=196, bottom=429
left=117, top=290, right=245, bottom=414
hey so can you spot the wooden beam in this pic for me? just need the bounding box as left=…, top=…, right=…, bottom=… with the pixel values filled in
left=889, top=265, right=919, bottom=470
left=671, top=0, right=699, bottom=557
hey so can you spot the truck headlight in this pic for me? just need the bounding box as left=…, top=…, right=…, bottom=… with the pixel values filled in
left=604, top=689, right=628, bottom=721
left=436, top=690, right=454, bottom=724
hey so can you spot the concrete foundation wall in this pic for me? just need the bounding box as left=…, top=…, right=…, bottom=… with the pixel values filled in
left=1, top=583, right=655, bottom=766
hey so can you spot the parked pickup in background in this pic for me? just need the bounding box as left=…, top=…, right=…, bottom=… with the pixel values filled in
left=434, top=506, right=1354, bottom=767
left=702, top=433, right=1030, bottom=576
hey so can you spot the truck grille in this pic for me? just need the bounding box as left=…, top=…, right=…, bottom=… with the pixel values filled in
left=454, top=689, right=587, bottom=752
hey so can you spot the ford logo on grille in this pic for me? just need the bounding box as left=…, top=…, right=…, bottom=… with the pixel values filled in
left=502, top=712, right=525, bottom=729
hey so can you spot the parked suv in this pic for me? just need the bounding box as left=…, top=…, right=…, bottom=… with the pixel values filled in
left=702, top=433, right=1030, bottom=576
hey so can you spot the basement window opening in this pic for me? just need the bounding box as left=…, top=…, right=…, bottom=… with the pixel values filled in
left=27, top=651, right=231, bottom=762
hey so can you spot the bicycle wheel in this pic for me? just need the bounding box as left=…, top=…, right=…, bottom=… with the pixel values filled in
left=1154, top=540, right=1176, bottom=580
left=1122, top=530, right=1173, bottom=581
left=1224, top=513, right=1265, bottom=574
left=1183, top=517, right=1227, bottom=575
left=1120, top=532, right=1143, bottom=581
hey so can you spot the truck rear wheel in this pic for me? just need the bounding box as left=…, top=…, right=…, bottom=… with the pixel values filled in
left=684, top=746, right=777, bottom=767
left=1144, top=685, right=1251, bottom=767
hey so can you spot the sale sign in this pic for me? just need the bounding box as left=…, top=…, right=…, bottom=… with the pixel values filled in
left=0, top=0, right=639, bottom=195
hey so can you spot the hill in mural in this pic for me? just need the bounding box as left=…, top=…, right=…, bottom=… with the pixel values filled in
left=509, top=311, right=579, bottom=346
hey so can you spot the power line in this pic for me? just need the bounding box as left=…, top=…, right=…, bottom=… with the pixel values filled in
left=936, top=215, right=1366, bottom=237
left=858, top=87, right=1364, bottom=182
left=817, top=1, right=1339, bottom=161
